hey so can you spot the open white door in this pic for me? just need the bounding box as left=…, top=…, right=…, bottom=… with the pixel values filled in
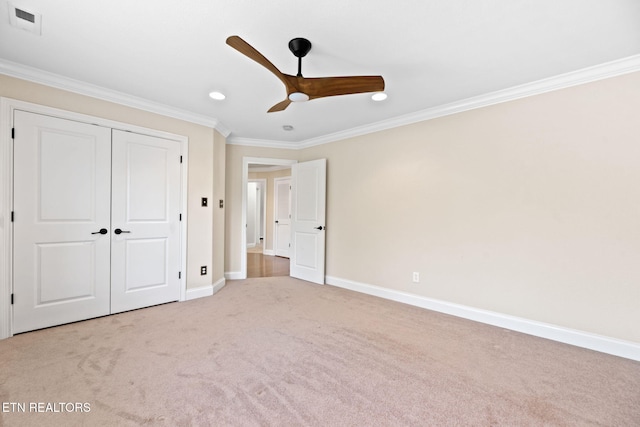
left=290, top=159, right=326, bottom=284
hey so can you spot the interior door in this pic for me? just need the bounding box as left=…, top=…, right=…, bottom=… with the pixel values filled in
left=110, top=130, right=182, bottom=314
left=246, top=182, right=258, bottom=248
left=290, top=159, right=326, bottom=284
left=274, top=177, right=291, bottom=258
left=12, top=111, right=112, bottom=333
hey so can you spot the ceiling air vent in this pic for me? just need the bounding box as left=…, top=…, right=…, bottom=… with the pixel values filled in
left=8, top=3, right=42, bottom=35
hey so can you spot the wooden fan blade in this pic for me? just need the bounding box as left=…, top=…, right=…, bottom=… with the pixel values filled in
left=226, top=36, right=293, bottom=89
left=298, top=76, right=385, bottom=99
left=268, top=98, right=292, bottom=113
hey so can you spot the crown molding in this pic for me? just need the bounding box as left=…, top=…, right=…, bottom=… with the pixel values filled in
left=0, top=59, right=226, bottom=132
left=228, top=53, right=640, bottom=149
left=294, top=54, right=640, bottom=149
left=3, top=54, right=639, bottom=149
left=225, top=136, right=300, bottom=150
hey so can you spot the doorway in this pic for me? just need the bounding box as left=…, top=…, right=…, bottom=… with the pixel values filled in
left=245, top=162, right=292, bottom=278
left=240, top=156, right=327, bottom=283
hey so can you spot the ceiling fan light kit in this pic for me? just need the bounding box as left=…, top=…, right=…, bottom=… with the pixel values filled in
left=288, top=92, right=310, bottom=102
left=226, top=35, right=385, bottom=112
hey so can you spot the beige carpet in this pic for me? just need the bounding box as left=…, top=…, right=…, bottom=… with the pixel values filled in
left=1, top=277, right=639, bottom=426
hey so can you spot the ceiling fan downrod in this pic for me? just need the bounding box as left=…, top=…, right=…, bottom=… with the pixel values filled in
left=288, top=38, right=312, bottom=77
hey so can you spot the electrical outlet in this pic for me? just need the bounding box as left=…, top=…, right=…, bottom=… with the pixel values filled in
left=412, top=272, right=420, bottom=283
left=200, top=266, right=207, bottom=275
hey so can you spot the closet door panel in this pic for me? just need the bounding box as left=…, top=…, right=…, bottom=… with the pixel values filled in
left=110, top=130, right=181, bottom=313
left=12, top=111, right=112, bottom=333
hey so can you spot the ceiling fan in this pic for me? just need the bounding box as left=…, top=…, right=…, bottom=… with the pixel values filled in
left=226, top=35, right=385, bottom=113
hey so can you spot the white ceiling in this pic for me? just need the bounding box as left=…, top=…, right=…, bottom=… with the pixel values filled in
left=1, top=1, right=639, bottom=147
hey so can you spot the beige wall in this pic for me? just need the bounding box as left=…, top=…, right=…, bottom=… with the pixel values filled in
left=227, top=71, right=640, bottom=343
left=1, top=74, right=225, bottom=290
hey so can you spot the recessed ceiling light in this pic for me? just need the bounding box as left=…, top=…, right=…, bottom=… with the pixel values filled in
left=282, top=125, right=294, bottom=131
left=371, top=92, right=388, bottom=101
left=209, top=91, right=226, bottom=100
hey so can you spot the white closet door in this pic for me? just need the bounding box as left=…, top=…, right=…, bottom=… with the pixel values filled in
left=13, top=111, right=112, bottom=334
left=110, top=130, right=182, bottom=313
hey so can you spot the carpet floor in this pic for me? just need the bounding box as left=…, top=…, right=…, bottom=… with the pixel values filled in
left=1, top=277, right=639, bottom=426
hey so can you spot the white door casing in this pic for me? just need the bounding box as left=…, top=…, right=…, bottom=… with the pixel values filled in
left=12, top=111, right=112, bottom=333
left=290, top=159, right=327, bottom=284
left=110, top=130, right=182, bottom=314
left=274, top=177, right=291, bottom=258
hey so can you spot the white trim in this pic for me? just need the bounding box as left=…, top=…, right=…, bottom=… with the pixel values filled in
left=0, top=99, right=13, bottom=339
left=4, top=53, right=638, bottom=150
left=0, top=97, right=189, bottom=339
left=227, top=54, right=640, bottom=149
left=225, top=271, right=244, bottom=280
left=178, top=133, right=189, bottom=303
left=227, top=137, right=299, bottom=149
left=211, top=277, right=226, bottom=295
left=0, top=59, right=230, bottom=136
left=241, top=157, right=297, bottom=279
left=263, top=249, right=276, bottom=256
left=326, top=276, right=640, bottom=362
left=185, top=285, right=214, bottom=300
left=185, top=278, right=226, bottom=301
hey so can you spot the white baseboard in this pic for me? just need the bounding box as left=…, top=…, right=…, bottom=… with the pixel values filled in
left=263, top=249, right=275, bottom=256
left=185, top=285, right=213, bottom=301
left=211, top=277, right=226, bottom=295
left=185, top=278, right=226, bottom=301
left=325, top=276, right=640, bottom=362
left=225, top=271, right=245, bottom=280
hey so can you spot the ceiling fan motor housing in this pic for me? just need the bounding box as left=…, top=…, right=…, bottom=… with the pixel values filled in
left=288, top=38, right=312, bottom=57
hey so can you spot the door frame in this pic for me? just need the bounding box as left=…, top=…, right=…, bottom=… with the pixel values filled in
left=0, top=97, right=189, bottom=340
left=240, top=157, right=297, bottom=279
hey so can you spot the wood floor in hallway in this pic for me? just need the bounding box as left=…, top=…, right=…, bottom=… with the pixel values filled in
left=247, top=252, right=290, bottom=278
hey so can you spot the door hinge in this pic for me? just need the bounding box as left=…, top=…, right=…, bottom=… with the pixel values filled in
left=180, top=155, right=183, bottom=164
left=11, top=128, right=15, bottom=139
left=11, top=293, right=14, bottom=305
left=179, top=213, right=182, bottom=221
left=11, top=211, right=14, bottom=222
left=178, top=272, right=182, bottom=279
